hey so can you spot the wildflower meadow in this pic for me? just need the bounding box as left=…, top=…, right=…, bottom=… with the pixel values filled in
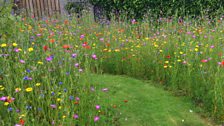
left=0, top=1, right=224, bottom=126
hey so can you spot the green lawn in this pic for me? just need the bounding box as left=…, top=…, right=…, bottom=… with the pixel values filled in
left=90, top=74, right=213, bottom=126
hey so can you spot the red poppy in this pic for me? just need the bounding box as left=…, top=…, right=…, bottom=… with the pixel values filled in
left=74, top=101, right=79, bottom=105
left=63, top=45, right=70, bottom=49
left=43, top=45, right=48, bottom=51
left=166, top=55, right=171, bottom=58
left=221, top=61, right=224, bottom=66
left=19, top=119, right=25, bottom=125
left=64, top=20, right=69, bottom=25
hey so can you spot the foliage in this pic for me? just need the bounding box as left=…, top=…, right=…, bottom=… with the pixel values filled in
left=0, top=1, right=15, bottom=39
left=64, top=2, right=85, bottom=15
left=89, top=0, right=224, bottom=20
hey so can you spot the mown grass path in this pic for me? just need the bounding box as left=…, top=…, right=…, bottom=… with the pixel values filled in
left=90, top=74, right=213, bottom=126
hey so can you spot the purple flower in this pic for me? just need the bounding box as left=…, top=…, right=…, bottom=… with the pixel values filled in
left=80, top=34, right=85, bottom=39
left=74, top=63, right=79, bottom=68
left=50, top=104, right=57, bottom=109
left=19, top=60, right=25, bottom=64
left=46, top=56, right=53, bottom=62
left=36, top=34, right=42, bottom=37
left=95, top=105, right=100, bottom=110
left=15, top=124, right=22, bottom=126
left=73, top=114, right=79, bottom=119
left=0, top=96, right=7, bottom=101
left=94, top=116, right=100, bottom=122
left=69, top=96, right=74, bottom=100
left=23, top=76, right=32, bottom=80
left=14, top=48, right=20, bottom=52
left=92, top=54, right=97, bottom=60
left=75, top=97, right=80, bottom=101
left=72, top=53, right=77, bottom=58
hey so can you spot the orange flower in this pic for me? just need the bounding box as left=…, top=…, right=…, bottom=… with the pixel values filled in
left=49, top=39, right=55, bottom=43
left=62, top=44, right=70, bottom=49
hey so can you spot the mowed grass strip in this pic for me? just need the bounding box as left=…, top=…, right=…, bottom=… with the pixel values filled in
left=90, top=74, right=213, bottom=126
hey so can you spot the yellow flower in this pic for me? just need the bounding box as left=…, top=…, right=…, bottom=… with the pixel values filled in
left=1, top=43, right=7, bottom=47
left=15, top=88, right=21, bottom=92
left=4, top=102, right=9, bottom=106
left=177, top=59, right=182, bottom=62
left=57, top=98, right=61, bottom=102
left=115, top=49, right=120, bottom=52
left=179, top=51, right=183, bottom=54
left=164, top=65, right=168, bottom=69
left=13, top=43, right=18, bottom=47
left=28, top=47, right=34, bottom=52
left=0, top=85, right=4, bottom=91
left=62, top=115, right=66, bottom=118
left=36, top=83, right=41, bottom=87
left=195, top=48, right=198, bottom=52
left=159, top=50, right=163, bottom=52
left=165, top=61, right=169, bottom=64
left=25, top=87, right=33, bottom=92
left=59, top=106, right=62, bottom=109
left=38, top=61, right=43, bottom=65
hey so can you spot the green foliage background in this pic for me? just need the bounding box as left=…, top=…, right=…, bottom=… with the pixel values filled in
left=0, top=1, right=16, bottom=39
left=89, top=0, right=224, bottom=20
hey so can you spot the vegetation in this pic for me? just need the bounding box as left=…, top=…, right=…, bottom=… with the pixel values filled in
left=0, top=1, right=224, bottom=125
left=89, top=0, right=224, bottom=20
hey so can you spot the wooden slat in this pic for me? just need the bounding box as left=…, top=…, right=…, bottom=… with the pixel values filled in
left=51, top=0, right=56, bottom=17
left=25, top=0, right=30, bottom=16
left=43, top=0, right=49, bottom=16
left=29, top=0, right=34, bottom=17
left=36, top=0, right=41, bottom=17
left=31, top=0, right=37, bottom=18
left=48, top=0, right=52, bottom=17
left=55, top=0, right=60, bottom=17
left=39, top=0, right=44, bottom=17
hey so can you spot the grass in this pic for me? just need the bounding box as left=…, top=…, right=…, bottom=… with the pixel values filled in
left=0, top=9, right=224, bottom=125
left=90, top=74, right=212, bottom=126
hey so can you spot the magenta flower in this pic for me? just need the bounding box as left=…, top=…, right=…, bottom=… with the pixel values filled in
left=36, top=34, right=42, bottom=37
left=0, top=96, right=7, bottom=101
left=92, top=54, right=97, bottom=60
left=73, top=114, right=78, bottom=119
left=94, top=116, right=100, bottom=122
left=80, top=34, right=85, bottom=39
left=74, top=63, right=79, bottom=68
left=72, top=53, right=77, bottom=58
left=95, top=105, right=100, bottom=110
left=19, top=60, right=25, bottom=64
left=46, top=57, right=53, bottom=62
left=14, top=48, right=20, bottom=52
left=75, top=97, right=80, bottom=101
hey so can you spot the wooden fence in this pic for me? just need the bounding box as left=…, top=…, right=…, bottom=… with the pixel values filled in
left=16, top=0, right=62, bottom=18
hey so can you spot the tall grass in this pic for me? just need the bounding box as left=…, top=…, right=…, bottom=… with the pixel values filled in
left=0, top=10, right=224, bottom=125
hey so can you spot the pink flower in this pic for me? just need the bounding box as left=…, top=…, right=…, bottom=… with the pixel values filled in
left=73, top=114, right=78, bottom=119
left=75, top=97, right=80, bottom=101
left=19, top=60, right=25, bottom=64
left=201, top=59, right=208, bottom=63
left=74, top=63, right=79, bottom=68
left=94, top=116, right=100, bottom=122
left=95, top=105, right=100, bottom=110
left=92, top=54, right=97, bottom=60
